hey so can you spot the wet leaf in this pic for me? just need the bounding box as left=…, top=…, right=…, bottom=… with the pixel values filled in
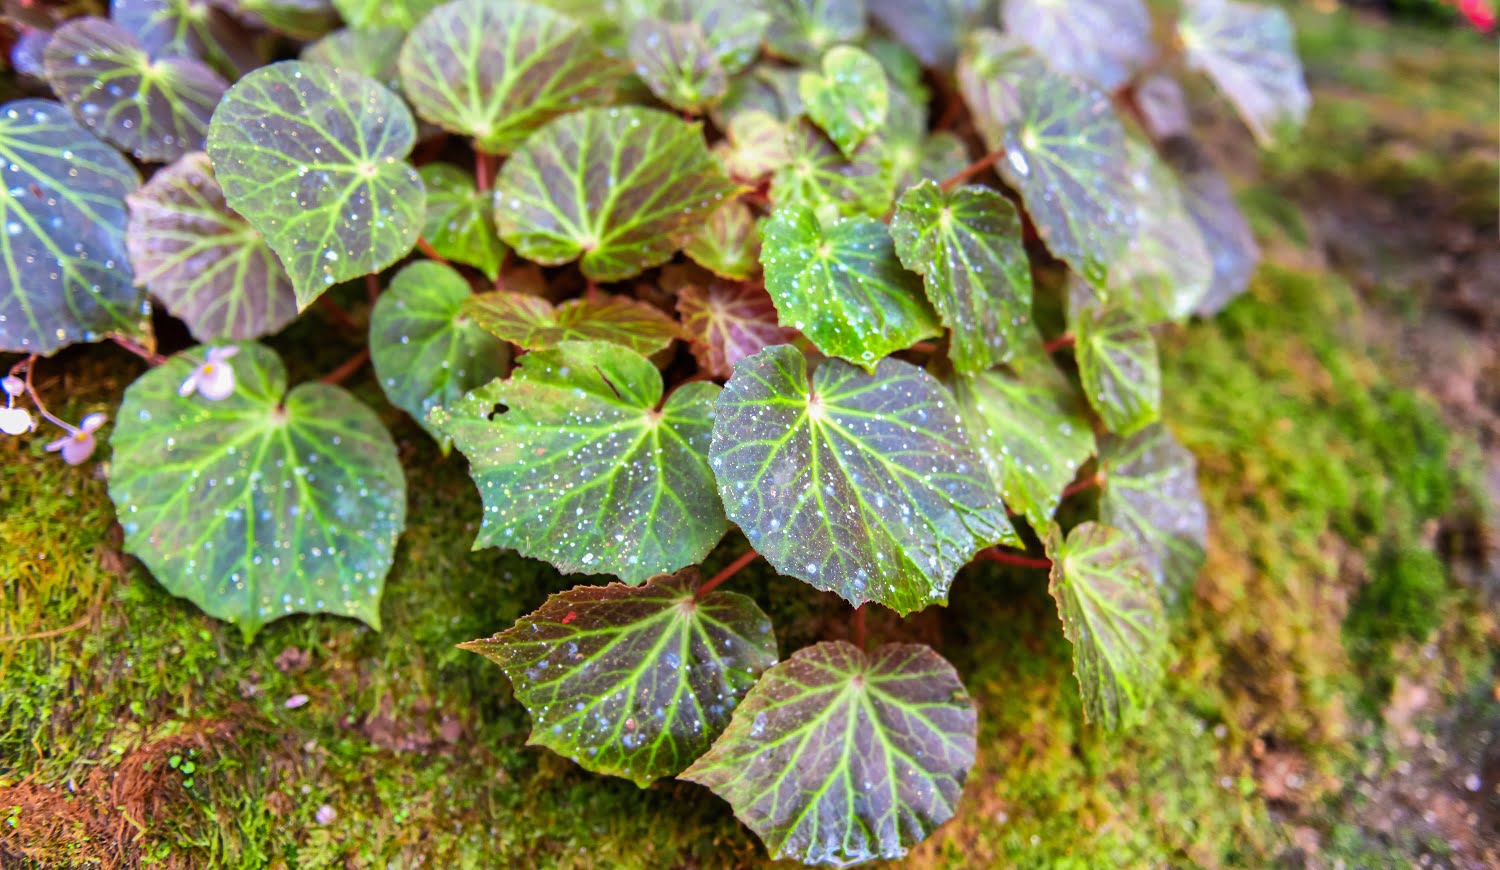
left=950, top=364, right=1096, bottom=531
left=1099, top=425, right=1208, bottom=602
left=868, top=0, right=984, bottom=67
left=418, top=163, right=505, bottom=281
left=0, top=99, right=143, bottom=354
left=629, top=19, right=728, bottom=113
left=799, top=45, right=888, bottom=157
left=370, top=260, right=509, bottom=447
left=399, top=0, right=620, bottom=153
left=710, top=346, right=1014, bottom=613
left=107, top=342, right=406, bottom=640
left=675, top=277, right=797, bottom=379
left=431, top=341, right=728, bottom=584
left=762, top=0, right=865, bottom=64
left=1163, top=139, right=1260, bottom=316
left=1002, top=0, right=1154, bottom=90
left=1072, top=304, right=1160, bottom=436
left=460, top=570, right=777, bottom=787
left=301, top=26, right=406, bottom=90
left=770, top=118, right=891, bottom=217
left=1179, top=0, right=1309, bottom=144
left=44, top=17, right=229, bottom=162
left=683, top=199, right=760, bottom=281
left=125, top=152, right=297, bottom=341
left=494, top=106, right=739, bottom=281
left=891, top=180, right=1035, bottom=375
left=332, top=0, right=442, bottom=29
left=681, top=641, right=977, bottom=865
left=206, top=61, right=425, bottom=307
left=761, top=206, right=938, bottom=368
left=665, top=0, right=770, bottom=74
left=717, top=110, right=792, bottom=181
left=713, top=63, right=803, bottom=128
left=958, top=30, right=1136, bottom=287
left=111, top=0, right=267, bottom=79
left=463, top=292, right=680, bottom=355
left=1045, top=521, right=1168, bottom=730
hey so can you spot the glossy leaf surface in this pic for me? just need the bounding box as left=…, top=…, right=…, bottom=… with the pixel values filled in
left=675, top=276, right=797, bottom=379
left=1100, top=425, right=1208, bottom=601
left=463, top=292, right=679, bottom=355
left=799, top=45, right=887, bottom=157
left=1180, top=0, right=1310, bottom=144
left=460, top=570, right=777, bottom=787
left=683, top=199, right=760, bottom=281
left=1002, top=0, right=1154, bottom=90
left=1073, top=304, right=1161, bottom=436
left=771, top=118, right=891, bottom=217
left=762, top=0, right=866, bottom=63
left=301, top=26, right=405, bottom=90
left=629, top=19, right=727, bottom=113
left=418, top=163, right=505, bottom=280
left=111, top=0, right=265, bottom=79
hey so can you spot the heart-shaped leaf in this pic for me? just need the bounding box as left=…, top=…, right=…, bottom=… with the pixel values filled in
left=762, top=205, right=939, bottom=368
left=1164, top=139, right=1260, bottom=316
left=107, top=342, right=407, bottom=640
left=771, top=118, right=892, bottom=217
left=301, top=26, right=405, bottom=90
left=674, top=275, right=797, bottom=379
left=44, top=17, right=229, bottom=162
left=462, top=291, right=680, bottom=355
left=111, top=0, right=267, bottom=79
left=494, top=106, right=739, bottom=281
left=1001, top=0, right=1154, bottom=90
left=399, top=0, right=620, bottom=153
left=431, top=340, right=728, bottom=584
left=683, top=199, right=760, bottom=281
left=332, top=0, right=442, bottom=29
left=762, top=0, right=865, bottom=64
left=418, top=163, right=505, bottom=280
left=799, top=45, right=888, bottom=157
left=1179, top=0, right=1309, bottom=144
left=681, top=641, right=977, bottom=865
left=949, top=364, right=1096, bottom=531
left=868, top=0, right=983, bottom=67
left=717, top=110, right=793, bottom=181
left=1072, top=303, right=1161, bottom=436
left=958, top=30, right=1136, bottom=287
left=1100, top=425, right=1208, bottom=602
left=370, top=260, right=509, bottom=447
left=207, top=61, right=425, bottom=307
left=125, top=152, right=298, bottom=341
left=710, top=346, right=1014, bottom=613
left=460, top=570, right=778, bottom=787
left=891, top=180, right=1035, bottom=375
left=629, top=19, right=728, bottom=113
left=1045, top=521, right=1168, bottom=730
left=0, top=99, right=143, bottom=354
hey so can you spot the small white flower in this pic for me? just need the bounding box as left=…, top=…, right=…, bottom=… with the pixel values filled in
left=179, top=346, right=240, bottom=401
left=1, top=375, right=23, bottom=397
left=315, top=805, right=337, bottom=825
left=0, top=405, right=35, bottom=435
left=45, top=412, right=106, bottom=465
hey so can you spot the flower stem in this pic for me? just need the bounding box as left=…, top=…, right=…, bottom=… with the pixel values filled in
left=941, top=149, right=1005, bottom=191
left=851, top=604, right=867, bottom=650
left=316, top=295, right=360, bottom=333
left=21, top=359, right=71, bottom=431
left=365, top=274, right=381, bottom=305
left=109, top=334, right=165, bottom=365
left=1061, top=472, right=1105, bottom=499
left=1043, top=333, right=1076, bottom=354
left=475, top=150, right=496, bottom=192
left=320, top=348, right=370, bottom=385
left=979, top=548, right=1052, bottom=569
left=415, top=237, right=448, bottom=265
left=696, top=549, right=761, bottom=600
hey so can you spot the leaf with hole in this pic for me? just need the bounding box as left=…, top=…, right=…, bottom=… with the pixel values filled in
left=399, top=0, right=621, bottom=153
left=418, top=163, right=506, bottom=281
left=891, top=180, right=1035, bottom=375
left=126, top=152, right=297, bottom=341
left=1045, top=521, right=1168, bottom=730
left=107, top=342, right=406, bottom=640
left=675, top=276, right=797, bottom=379
left=494, top=106, right=739, bottom=281
left=370, top=260, right=509, bottom=448
left=1002, top=0, right=1154, bottom=90
left=1179, top=0, right=1309, bottom=144
left=111, top=0, right=267, bottom=79
left=710, top=346, right=1015, bottom=613
left=44, top=17, right=229, bottom=162
left=460, top=570, right=777, bottom=787
left=1100, top=425, right=1208, bottom=602
left=207, top=61, right=425, bottom=307
left=682, top=641, right=977, bottom=865
left=683, top=199, right=760, bottom=281
left=462, top=292, right=680, bottom=355
left=798, top=45, right=888, bottom=157
left=1071, top=303, right=1161, bottom=436
left=0, top=98, right=143, bottom=354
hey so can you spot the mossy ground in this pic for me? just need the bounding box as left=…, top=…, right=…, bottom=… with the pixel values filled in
left=3, top=6, right=1497, bottom=868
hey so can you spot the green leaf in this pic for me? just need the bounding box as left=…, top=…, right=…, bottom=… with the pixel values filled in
left=1072, top=303, right=1161, bottom=436
left=1100, top=142, right=1214, bottom=323
left=398, top=0, right=621, bottom=153
left=462, top=291, right=680, bottom=355
left=868, top=0, right=983, bottom=67
left=207, top=61, right=425, bottom=307
left=949, top=364, right=1096, bottom=531
left=890, top=130, right=968, bottom=197
left=0, top=99, right=144, bottom=354
left=761, top=205, right=937, bottom=368
left=112, top=0, right=267, bottom=79
left=301, top=27, right=406, bottom=90
left=1001, top=0, right=1154, bottom=90
left=125, top=152, right=298, bottom=341
left=674, top=274, right=797, bottom=379
left=762, top=0, right=865, bottom=64
left=494, top=106, right=739, bottom=281
left=681, top=640, right=977, bottom=865
left=1179, top=0, right=1309, bottom=144
left=1045, top=521, right=1168, bottom=730
left=683, top=199, right=760, bottom=281
left=891, top=180, right=1035, bottom=375
left=370, top=260, right=509, bottom=447
left=717, top=110, right=792, bottom=181
left=418, top=163, right=506, bottom=280
left=629, top=19, right=728, bottom=113
left=332, top=0, right=442, bottom=29
left=798, top=45, right=888, bottom=157
left=1099, top=425, right=1208, bottom=602
left=228, top=0, right=339, bottom=40
left=713, top=63, right=803, bottom=128
left=958, top=30, right=1136, bottom=287
left=44, top=17, right=229, bottom=163
left=431, top=341, right=727, bottom=583
left=770, top=119, right=892, bottom=217
left=664, top=0, right=770, bottom=74
left=1164, top=139, right=1260, bottom=315
left=710, top=346, right=1014, bottom=613
left=107, top=342, right=406, bottom=640
left=459, top=570, right=777, bottom=787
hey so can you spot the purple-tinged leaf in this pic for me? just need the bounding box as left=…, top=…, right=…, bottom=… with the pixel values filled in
left=675, top=277, right=796, bottom=379
left=1002, top=0, right=1154, bottom=90
left=111, top=0, right=268, bottom=79
left=629, top=19, right=728, bottom=113
left=1179, top=0, right=1310, bottom=144
left=1100, top=425, right=1208, bottom=603
left=762, top=0, right=866, bottom=64
left=683, top=199, right=761, bottom=281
